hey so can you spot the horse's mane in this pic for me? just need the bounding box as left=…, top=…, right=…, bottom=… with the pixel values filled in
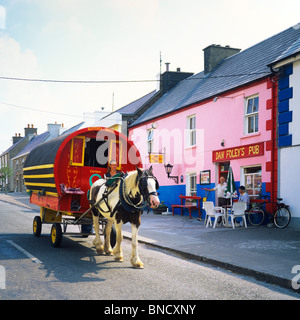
left=125, top=170, right=139, bottom=197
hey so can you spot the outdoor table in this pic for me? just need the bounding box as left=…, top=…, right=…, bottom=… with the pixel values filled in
left=222, top=205, right=233, bottom=227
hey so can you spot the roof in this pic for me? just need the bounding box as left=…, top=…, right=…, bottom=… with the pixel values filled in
left=13, top=131, right=50, bottom=159
left=131, top=24, right=300, bottom=127
left=24, top=132, right=72, bottom=167
left=113, top=90, right=157, bottom=115
left=60, top=121, right=85, bottom=136
left=0, top=135, right=27, bottom=156
left=271, top=24, right=300, bottom=65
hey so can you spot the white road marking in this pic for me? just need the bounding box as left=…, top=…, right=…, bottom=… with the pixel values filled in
left=7, top=240, right=42, bottom=264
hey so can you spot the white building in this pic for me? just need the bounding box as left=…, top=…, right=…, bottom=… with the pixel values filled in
left=270, top=30, right=300, bottom=227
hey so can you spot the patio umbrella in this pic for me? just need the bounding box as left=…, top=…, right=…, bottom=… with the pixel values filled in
left=224, top=166, right=238, bottom=205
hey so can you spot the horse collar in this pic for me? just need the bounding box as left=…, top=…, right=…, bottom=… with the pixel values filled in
left=118, top=174, right=147, bottom=214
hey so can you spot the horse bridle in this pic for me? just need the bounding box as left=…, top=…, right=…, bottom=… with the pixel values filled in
left=138, top=170, right=159, bottom=205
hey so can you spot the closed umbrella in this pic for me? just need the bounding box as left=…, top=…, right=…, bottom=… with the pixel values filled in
left=225, top=166, right=238, bottom=205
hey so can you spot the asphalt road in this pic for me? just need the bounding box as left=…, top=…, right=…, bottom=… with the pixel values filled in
left=0, top=201, right=298, bottom=300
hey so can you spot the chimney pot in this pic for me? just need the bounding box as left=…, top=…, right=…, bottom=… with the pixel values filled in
left=176, top=68, right=181, bottom=72
left=165, top=62, right=170, bottom=71
left=27, top=124, right=30, bottom=128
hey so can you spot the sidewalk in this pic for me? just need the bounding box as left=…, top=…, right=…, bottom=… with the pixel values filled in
left=1, top=192, right=300, bottom=293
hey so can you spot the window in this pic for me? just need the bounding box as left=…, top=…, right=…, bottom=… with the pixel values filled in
left=84, top=138, right=108, bottom=168
left=187, top=115, right=196, bottom=147
left=186, top=172, right=197, bottom=196
left=147, top=129, right=154, bottom=153
left=243, top=166, right=262, bottom=197
left=245, top=96, right=259, bottom=134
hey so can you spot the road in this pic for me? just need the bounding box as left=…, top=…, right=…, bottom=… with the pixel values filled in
left=0, top=201, right=298, bottom=301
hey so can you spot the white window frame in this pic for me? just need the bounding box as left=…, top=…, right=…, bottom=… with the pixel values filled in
left=244, top=95, right=259, bottom=134
left=147, top=129, right=154, bottom=154
left=187, top=115, right=196, bottom=147
left=186, top=172, right=197, bottom=196
left=241, top=165, right=262, bottom=198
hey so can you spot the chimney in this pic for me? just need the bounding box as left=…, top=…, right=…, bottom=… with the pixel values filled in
left=203, top=44, right=241, bottom=74
left=12, top=133, right=23, bottom=144
left=24, top=124, right=37, bottom=136
left=47, top=123, right=62, bottom=138
left=160, top=65, right=194, bottom=93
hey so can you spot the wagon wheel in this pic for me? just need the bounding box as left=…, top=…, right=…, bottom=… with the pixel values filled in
left=33, top=216, right=42, bottom=237
left=50, top=223, right=62, bottom=247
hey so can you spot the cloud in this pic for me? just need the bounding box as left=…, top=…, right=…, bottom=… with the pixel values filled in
left=0, top=5, right=6, bottom=29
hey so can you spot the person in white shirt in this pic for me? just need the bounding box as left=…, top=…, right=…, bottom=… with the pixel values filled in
left=238, top=185, right=250, bottom=210
left=205, top=176, right=228, bottom=207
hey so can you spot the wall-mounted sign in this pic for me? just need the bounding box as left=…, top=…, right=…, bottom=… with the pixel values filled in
left=149, top=154, right=163, bottom=163
left=200, top=170, right=211, bottom=185
left=212, top=142, right=264, bottom=162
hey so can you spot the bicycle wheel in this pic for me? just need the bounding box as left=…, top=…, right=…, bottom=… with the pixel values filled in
left=274, top=207, right=291, bottom=229
left=248, top=207, right=265, bottom=226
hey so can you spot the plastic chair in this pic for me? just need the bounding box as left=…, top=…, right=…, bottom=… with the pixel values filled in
left=203, top=201, right=225, bottom=228
left=228, top=202, right=248, bottom=229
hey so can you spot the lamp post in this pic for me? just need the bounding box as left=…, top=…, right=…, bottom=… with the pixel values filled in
left=164, top=163, right=178, bottom=184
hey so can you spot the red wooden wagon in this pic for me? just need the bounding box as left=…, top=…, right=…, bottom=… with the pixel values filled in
left=23, top=126, right=142, bottom=247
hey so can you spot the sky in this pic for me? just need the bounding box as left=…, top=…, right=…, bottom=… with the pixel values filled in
left=0, top=0, right=300, bottom=153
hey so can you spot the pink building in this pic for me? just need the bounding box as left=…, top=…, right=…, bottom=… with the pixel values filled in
left=129, top=25, right=300, bottom=217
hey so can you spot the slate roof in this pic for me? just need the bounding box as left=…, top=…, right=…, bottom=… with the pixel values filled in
left=131, top=23, right=300, bottom=127
left=13, top=131, right=50, bottom=159
left=1, top=136, right=27, bottom=155
left=60, top=121, right=85, bottom=136
left=114, top=90, right=157, bottom=115
left=271, top=25, right=300, bottom=65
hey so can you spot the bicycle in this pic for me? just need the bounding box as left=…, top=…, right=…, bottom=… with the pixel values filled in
left=247, top=195, right=291, bottom=228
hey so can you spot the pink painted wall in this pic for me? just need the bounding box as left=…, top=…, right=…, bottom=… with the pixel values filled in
left=129, top=80, right=272, bottom=189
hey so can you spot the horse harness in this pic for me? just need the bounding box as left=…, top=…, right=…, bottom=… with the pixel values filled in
left=90, top=170, right=159, bottom=218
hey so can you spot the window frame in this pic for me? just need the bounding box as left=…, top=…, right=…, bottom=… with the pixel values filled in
left=244, top=95, right=259, bottom=135
left=187, top=115, right=196, bottom=147
left=147, top=129, right=154, bottom=154
left=186, top=172, right=197, bottom=196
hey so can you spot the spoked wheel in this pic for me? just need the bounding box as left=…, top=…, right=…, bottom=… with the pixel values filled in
left=274, top=207, right=291, bottom=229
left=33, top=216, right=42, bottom=237
left=248, top=207, right=265, bottom=226
left=50, top=223, right=62, bottom=247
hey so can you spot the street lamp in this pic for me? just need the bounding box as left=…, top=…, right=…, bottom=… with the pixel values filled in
left=164, top=163, right=178, bottom=184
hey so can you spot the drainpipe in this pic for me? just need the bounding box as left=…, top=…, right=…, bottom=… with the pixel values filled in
left=269, top=66, right=279, bottom=209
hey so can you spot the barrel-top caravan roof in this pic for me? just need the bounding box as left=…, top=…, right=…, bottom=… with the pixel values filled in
left=24, top=132, right=70, bottom=168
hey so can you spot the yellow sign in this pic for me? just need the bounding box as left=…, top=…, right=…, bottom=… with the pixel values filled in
left=149, top=154, right=163, bottom=163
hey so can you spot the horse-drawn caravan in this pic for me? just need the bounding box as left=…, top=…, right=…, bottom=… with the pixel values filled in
left=23, top=127, right=160, bottom=268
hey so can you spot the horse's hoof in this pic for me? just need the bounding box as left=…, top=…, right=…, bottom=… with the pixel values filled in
left=96, top=245, right=105, bottom=255
left=131, top=258, right=144, bottom=269
left=114, top=256, right=124, bottom=262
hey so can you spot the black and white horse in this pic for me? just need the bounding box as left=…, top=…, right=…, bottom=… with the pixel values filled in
left=89, top=166, right=160, bottom=268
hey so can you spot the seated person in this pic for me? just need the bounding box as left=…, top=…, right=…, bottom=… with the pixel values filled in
left=105, top=160, right=120, bottom=178
left=105, top=160, right=122, bottom=187
left=238, top=185, right=250, bottom=210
